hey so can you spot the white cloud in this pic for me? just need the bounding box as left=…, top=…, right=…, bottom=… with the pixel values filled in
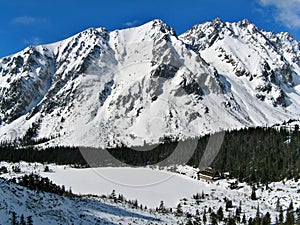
left=24, top=37, right=42, bottom=45
left=124, top=20, right=139, bottom=27
left=258, top=0, right=300, bottom=28
left=12, top=16, right=37, bottom=25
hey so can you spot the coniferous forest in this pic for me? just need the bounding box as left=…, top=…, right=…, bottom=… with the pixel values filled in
left=198, top=126, right=300, bottom=184
left=0, top=126, right=299, bottom=184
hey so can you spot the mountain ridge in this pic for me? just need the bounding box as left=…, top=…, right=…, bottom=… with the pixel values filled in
left=0, top=19, right=299, bottom=148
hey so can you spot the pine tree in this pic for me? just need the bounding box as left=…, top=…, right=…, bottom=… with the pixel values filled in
left=217, top=206, right=224, bottom=221
left=110, top=190, right=116, bottom=200
left=27, top=216, right=33, bottom=225
left=236, top=211, right=241, bottom=223
left=158, top=200, right=165, bottom=213
left=227, top=217, right=237, bottom=225
left=68, top=186, right=73, bottom=196
left=196, top=209, right=200, bottom=216
left=20, top=214, right=26, bottom=225
left=118, top=194, right=124, bottom=202
left=203, top=209, right=207, bottom=224
left=283, top=200, right=295, bottom=225
left=251, top=187, right=257, bottom=200
left=254, top=204, right=261, bottom=225
left=256, top=204, right=260, bottom=218
left=248, top=217, right=253, bottom=225
left=288, top=200, right=294, bottom=212
left=43, top=165, right=50, bottom=172
left=279, top=206, right=284, bottom=224
left=210, top=212, right=218, bottom=225
left=186, top=219, right=193, bottom=225
left=10, top=211, right=17, bottom=225
left=276, top=198, right=281, bottom=211
left=262, top=212, right=271, bottom=225
left=242, top=214, right=247, bottom=224
left=236, top=206, right=241, bottom=222
left=133, top=199, right=138, bottom=209
left=239, top=201, right=242, bottom=214
left=175, top=203, right=183, bottom=216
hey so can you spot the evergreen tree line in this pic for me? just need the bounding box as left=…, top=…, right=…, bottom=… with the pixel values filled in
left=9, top=173, right=74, bottom=197
left=0, top=126, right=299, bottom=183
left=0, top=145, right=87, bottom=165
left=207, top=126, right=300, bottom=184
left=178, top=196, right=300, bottom=225
left=10, top=212, right=33, bottom=225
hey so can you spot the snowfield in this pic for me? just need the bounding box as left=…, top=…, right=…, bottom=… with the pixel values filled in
left=1, top=162, right=299, bottom=224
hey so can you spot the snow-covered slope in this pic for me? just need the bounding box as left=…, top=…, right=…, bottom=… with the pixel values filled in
left=0, top=19, right=300, bottom=147
left=0, top=177, right=176, bottom=225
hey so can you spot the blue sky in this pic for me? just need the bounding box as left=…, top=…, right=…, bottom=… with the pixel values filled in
left=1, top=0, right=300, bottom=57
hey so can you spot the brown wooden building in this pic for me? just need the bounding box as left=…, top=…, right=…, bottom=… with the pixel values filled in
left=197, top=167, right=222, bottom=181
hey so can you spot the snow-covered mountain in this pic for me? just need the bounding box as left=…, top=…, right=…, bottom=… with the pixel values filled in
left=0, top=19, right=299, bottom=147
left=180, top=18, right=300, bottom=122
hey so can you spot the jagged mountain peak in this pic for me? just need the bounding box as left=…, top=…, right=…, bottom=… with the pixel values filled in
left=212, top=17, right=223, bottom=23
left=138, top=19, right=176, bottom=36
left=111, top=19, right=177, bottom=43
left=180, top=18, right=263, bottom=50
left=236, top=18, right=255, bottom=27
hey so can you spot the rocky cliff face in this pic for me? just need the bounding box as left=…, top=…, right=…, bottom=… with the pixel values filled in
left=0, top=19, right=299, bottom=147
left=180, top=18, right=300, bottom=108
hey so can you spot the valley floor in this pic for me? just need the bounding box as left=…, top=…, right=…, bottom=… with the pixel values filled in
left=0, top=162, right=299, bottom=224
